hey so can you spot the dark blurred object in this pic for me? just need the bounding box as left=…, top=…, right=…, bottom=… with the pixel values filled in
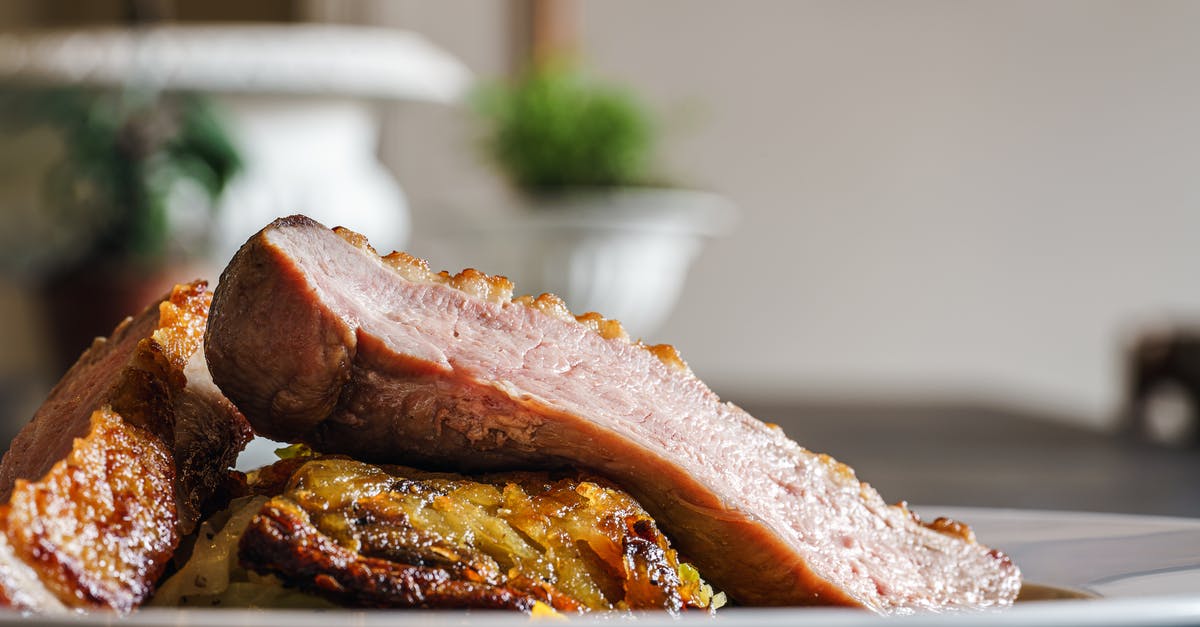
left=1122, top=328, right=1200, bottom=448
left=0, top=374, right=43, bottom=450
left=19, top=0, right=298, bottom=26
left=38, top=263, right=198, bottom=373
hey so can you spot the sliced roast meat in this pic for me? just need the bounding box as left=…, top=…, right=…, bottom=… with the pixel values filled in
left=0, top=282, right=252, bottom=611
left=206, top=216, right=1021, bottom=613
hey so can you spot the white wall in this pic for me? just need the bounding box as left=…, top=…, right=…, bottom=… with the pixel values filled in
left=379, top=1, right=1200, bottom=428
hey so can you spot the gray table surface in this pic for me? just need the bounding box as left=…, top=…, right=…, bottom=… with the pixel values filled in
left=742, top=401, right=1200, bottom=519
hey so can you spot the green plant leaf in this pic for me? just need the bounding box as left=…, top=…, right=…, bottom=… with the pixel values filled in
left=475, top=66, right=654, bottom=193
left=9, top=88, right=241, bottom=267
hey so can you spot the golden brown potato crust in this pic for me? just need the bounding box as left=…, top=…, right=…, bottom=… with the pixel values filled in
left=238, top=458, right=717, bottom=614
left=241, top=497, right=546, bottom=611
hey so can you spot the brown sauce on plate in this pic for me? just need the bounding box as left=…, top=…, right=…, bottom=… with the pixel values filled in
left=1017, top=583, right=1097, bottom=602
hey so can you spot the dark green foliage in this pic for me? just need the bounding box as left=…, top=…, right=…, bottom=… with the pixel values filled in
left=476, top=67, right=654, bottom=192
left=4, top=88, right=241, bottom=265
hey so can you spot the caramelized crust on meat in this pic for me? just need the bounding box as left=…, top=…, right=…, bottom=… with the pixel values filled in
left=238, top=458, right=719, bottom=613
left=335, top=226, right=687, bottom=372
left=0, top=408, right=175, bottom=611
left=0, top=282, right=251, bottom=612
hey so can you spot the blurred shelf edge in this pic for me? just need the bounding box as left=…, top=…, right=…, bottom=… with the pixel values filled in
left=0, top=24, right=472, bottom=102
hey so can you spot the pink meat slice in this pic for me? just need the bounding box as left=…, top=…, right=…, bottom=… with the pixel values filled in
left=205, top=215, right=1021, bottom=613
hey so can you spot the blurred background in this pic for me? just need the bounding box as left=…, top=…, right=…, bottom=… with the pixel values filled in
left=3, top=1, right=1200, bottom=515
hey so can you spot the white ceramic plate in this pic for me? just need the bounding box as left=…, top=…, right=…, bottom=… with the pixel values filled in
left=4, top=506, right=1200, bottom=626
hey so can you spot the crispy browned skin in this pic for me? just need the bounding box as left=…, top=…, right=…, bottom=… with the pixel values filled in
left=0, top=534, right=64, bottom=612
left=238, top=458, right=718, bottom=613
left=1, top=408, right=175, bottom=611
left=0, top=282, right=251, bottom=611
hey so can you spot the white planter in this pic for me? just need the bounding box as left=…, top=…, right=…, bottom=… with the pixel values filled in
left=430, top=188, right=736, bottom=339
left=210, top=96, right=408, bottom=265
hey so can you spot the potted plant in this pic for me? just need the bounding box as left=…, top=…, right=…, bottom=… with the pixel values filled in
left=455, top=65, right=735, bottom=338
left=1, top=87, right=241, bottom=372
left=477, top=64, right=655, bottom=191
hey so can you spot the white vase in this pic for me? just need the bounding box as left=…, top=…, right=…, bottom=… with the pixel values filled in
left=210, top=95, right=409, bottom=265
left=429, top=188, right=736, bottom=339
